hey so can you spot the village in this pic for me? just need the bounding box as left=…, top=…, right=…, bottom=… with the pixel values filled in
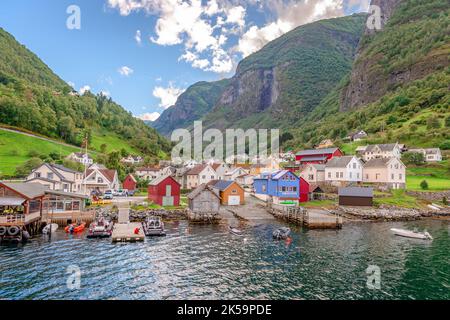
left=0, top=130, right=448, bottom=244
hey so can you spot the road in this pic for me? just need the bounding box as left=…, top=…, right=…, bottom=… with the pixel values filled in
left=220, top=193, right=275, bottom=225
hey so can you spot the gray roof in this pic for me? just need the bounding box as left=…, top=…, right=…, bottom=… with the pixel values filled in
left=1, top=182, right=48, bottom=199
left=339, top=187, right=373, bottom=198
left=363, top=158, right=392, bottom=168
left=312, top=164, right=326, bottom=171
left=325, top=156, right=355, bottom=168
left=425, top=148, right=440, bottom=155
left=148, top=174, right=179, bottom=186
left=296, top=148, right=339, bottom=156
left=46, top=190, right=89, bottom=199
left=187, top=184, right=220, bottom=200
left=365, top=144, right=398, bottom=152
left=211, top=180, right=235, bottom=191
left=299, top=156, right=328, bottom=162
left=51, top=164, right=81, bottom=174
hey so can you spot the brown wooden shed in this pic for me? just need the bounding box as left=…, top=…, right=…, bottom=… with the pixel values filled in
left=338, top=187, right=373, bottom=207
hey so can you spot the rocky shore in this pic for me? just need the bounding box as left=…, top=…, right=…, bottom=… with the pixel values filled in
left=337, top=205, right=450, bottom=221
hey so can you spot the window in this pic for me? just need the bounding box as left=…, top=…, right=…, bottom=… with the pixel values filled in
left=335, top=172, right=339, bottom=178
left=202, top=175, right=206, bottom=179
left=399, top=174, right=402, bottom=180
left=353, top=163, right=356, bottom=169
left=211, top=176, right=214, bottom=179
left=391, top=174, right=394, bottom=180
left=35, top=172, right=41, bottom=178
left=328, top=172, right=331, bottom=178
left=357, top=173, right=360, bottom=179
left=232, top=189, right=237, bottom=194
left=340, top=172, right=343, bottom=178
left=350, top=172, right=352, bottom=179
left=262, top=185, right=266, bottom=192
left=293, top=187, right=297, bottom=192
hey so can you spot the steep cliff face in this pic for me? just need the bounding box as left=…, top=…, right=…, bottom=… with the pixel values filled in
left=151, top=79, right=230, bottom=136
left=203, top=13, right=367, bottom=130
left=341, top=0, right=450, bottom=111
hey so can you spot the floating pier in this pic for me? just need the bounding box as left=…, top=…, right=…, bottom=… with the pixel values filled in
left=111, top=222, right=145, bottom=243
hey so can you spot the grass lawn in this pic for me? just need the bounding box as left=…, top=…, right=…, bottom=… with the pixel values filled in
left=340, top=141, right=367, bottom=155
left=0, top=130, right=80, bottom=176
left=406, top=162, right=450, bottom=191
left=374, top=190, right=426, bottom=209
left=299, top=199, right=336, bottom=208
left=91, top=128, right=139, bottom=154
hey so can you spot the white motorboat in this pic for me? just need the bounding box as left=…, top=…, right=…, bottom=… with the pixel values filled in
left=42, top=223, right=59, bottom=234
left=273, top=227, right=291, bottom=240
left=229, top=226, right=243, bottom=236
left=390, top=228, right=433, bottom=240
left=142, top=217, right=166, bottom=237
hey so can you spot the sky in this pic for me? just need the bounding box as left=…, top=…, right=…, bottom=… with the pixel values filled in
left=0, top=0, right=369, bottom=122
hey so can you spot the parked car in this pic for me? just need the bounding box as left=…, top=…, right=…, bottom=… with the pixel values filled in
left=103, top=190, right=114, bottom=200
left=114, top=189, right=129, bottom=197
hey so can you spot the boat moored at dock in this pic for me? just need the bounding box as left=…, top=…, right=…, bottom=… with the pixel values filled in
left=390, top=228, right=433, bottom=240
left=87, top=218, right=114, bottom=239
left=142, top=217, right=166, bottom=237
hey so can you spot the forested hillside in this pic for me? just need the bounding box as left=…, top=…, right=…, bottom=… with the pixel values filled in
left=0, top=27, right=171, bottom=158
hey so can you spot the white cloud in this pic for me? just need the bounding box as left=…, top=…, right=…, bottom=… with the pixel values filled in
left=237, top=0, right=346, bottom=57
left=153, top=84, right=185, bottom=109
left=80, top=85, right=91, bottom=95
left=136, top=112, right=161, bottom=121
left=108, top=0, right=351, bottom=72
left=118, top=66, right=134, bottom=76
left=135, top=30, right=142, bottom=44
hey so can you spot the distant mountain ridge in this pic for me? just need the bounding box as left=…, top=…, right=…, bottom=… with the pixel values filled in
left=151, top=13, right=367, bottom=135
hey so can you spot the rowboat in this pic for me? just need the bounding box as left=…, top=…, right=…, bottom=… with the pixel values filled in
left=65, top=223, right=86, bottom=234
left=229, top=226, right=243, bottom=236
left=273, top=227, right=291, bottom=240
left=390, top=228, right=433, bottom=240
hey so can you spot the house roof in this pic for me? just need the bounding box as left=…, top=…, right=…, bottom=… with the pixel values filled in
left=309, top=184, right=324, bottom=193
left=325, top=156, right=355, bottom=168
left=85, top=169, right=116, bottom=183
left=425, top=148, right=440, bottom=155
left=46, top=190, right=89, bottom=199
left=136, top=167, right=159, bottom=172
left=187, top=184, right=220, bottom=200
left=211, top=180, right=243, bottom=192
left=211, top=163, right=222, bottom=171
left=299, top=156, right=328, bottom=162
left=311, top=164, right=326, bottom=171
left=125, top=174, right=137, bottom=182
left=186, top=164, right=208, bottom=175
left=1, top=182, right=48, bottom=199
left=51, top=164, right=81, bottom=174
left=148, top=174, right=180, bottom=186
left=296, top=148, right=339, bottom=156
left=365, top=143, right=398, bottom=153
left=363, top=158, right=392, bottom=168
left=338, top=187, right=373, bottom=198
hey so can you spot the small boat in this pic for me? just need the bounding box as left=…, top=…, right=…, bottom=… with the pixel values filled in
left=391, top=228, right=433, bottom=240
left=142, top=217, right=166, bottom=237
left=273, top=227, right=291, bottom=240
left=87, top=218, right=113, bottom=239
left=229, top=226, right=243, bottom=236
left=65, top=222, right=86, bottom=234
left=42, top=223, right=59, bottom=234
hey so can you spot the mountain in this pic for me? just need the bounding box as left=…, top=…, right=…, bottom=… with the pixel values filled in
left=0, top=27, right=171, bottom=159
left=284, top=0, right=450, bottom=150
left=341, top=0, right=449, bottom=111
left=151, top=79, right=230, bottom=136
left=152, top=13, right=367, bottom=135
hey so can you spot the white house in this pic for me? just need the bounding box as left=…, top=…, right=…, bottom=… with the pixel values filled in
left=67, top=152, right=94, bottom=165
left=83, top=168, right=120, bottom=194
left=363, top=157, right=406, bottom=189
left=360, top=143, right=402, bottom=162
left=325, top=156, right=363, bottom=187
left=300, top=164, right=326, bottom=184
left=211, top=163, right=229, bottom=180
left=26, top=163, right=84, bottom=193
left=408, top=148, right=442, bottom=162
left=135, top=167, right=160, bottom=181
left=185, top=164, right=217, bottom=189
left=120, top=155, right=143, bottom=165
left=224, top=167, right=248, bottom=181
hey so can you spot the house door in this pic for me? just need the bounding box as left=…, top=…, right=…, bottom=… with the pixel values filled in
left=228, top=196, right=240, bottom=206
left=163, top=185, right=174, bottom=206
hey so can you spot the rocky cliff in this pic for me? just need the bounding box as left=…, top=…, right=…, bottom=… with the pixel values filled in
left=341, top=0, right=449, bottom=111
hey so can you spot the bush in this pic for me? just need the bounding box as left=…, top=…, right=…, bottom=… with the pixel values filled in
left=15, top=157, right=43, bottom=177
left=443, top=197, right=448, bottom=206
left=420, top=180, right=429, bottom=190
left=402, top=152, right=425, bottom=165
left=27, top=149, right=41, bottom=157
left=439, top=140, right=450, bottom=150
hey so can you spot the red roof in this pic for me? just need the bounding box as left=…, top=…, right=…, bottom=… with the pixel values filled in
left=187, top=164, right=208, bottom=175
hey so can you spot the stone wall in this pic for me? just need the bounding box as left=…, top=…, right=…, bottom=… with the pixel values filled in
left=406, top=191, right=450, bottom=202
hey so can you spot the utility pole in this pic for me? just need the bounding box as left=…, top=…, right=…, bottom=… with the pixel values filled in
left=83, top=133, right=88, bottom=196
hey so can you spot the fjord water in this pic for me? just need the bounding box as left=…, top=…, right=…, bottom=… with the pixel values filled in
left=0, top=220, right=449, bottom=300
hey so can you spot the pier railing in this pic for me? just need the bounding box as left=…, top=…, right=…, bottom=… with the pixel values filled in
left=0, top=212, right=41, bottom=225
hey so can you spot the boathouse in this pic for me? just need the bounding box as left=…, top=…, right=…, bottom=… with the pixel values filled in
left=187, top=184, right=220, bottom=213
left=123, top=174, right=137, bottom=192
left=208, top=180, right=245, bottom=206
left=148, top=175, right=181, bottom=207
left=338, top=187, right=373, bottom=207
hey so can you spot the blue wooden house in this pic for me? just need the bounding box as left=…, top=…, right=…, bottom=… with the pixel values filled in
left=253, top=170, right=302, bottom=205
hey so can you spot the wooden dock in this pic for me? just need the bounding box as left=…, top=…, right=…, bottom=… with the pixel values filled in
left=111, top=222, right=145, bottom=243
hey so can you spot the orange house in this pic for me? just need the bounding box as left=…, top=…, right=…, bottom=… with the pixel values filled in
left=209, top=180, right=245, bottom=206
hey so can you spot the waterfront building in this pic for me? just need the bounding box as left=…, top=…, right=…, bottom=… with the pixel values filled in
left=208, top=180, right=245, bottom=206
left=325, top=156, right=363, bottom=187
left=148, top=175, right=181, bottom=207
left=187, top=184, right=220, bottom=213
left=26, top=163, right=84, bottom=193
left=338, top=187, right=373, bottom=206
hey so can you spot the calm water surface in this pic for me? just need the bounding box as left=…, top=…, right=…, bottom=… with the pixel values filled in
left=0, top=219, right=449, bottom=300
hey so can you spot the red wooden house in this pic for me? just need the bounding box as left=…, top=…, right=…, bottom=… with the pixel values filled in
left=295, top=148, right=343, bottom=165
left=123, top=174, right=137, bottom=191
left=148, top=175, right=181, bottom=207
left=299, top=177, right=310, bottom=203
